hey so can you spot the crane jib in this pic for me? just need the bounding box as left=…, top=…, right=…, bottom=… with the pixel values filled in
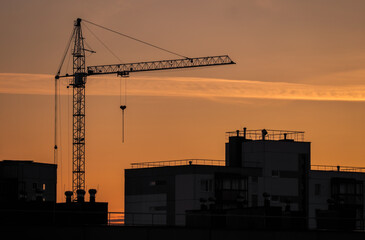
left=58, top=55, right=235, bottom=78
left=87, top=55, right=235, bottom=76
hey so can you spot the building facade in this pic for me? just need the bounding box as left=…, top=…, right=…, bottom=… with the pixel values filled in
left=125, top=128, right=365, bottom=230
left=0, top=160, right=57, bottom=203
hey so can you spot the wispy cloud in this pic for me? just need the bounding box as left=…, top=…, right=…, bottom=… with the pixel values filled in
left=1, top=73, right=365, bottom=102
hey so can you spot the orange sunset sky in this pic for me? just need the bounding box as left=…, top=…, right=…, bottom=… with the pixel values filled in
left=1, top=0, right=365, bottom=212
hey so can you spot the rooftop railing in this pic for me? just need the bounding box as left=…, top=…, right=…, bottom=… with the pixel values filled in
left=311, top=165, right=365, bottom=173
left=131, top=160, right=365, bottom=174
left=130, top=159, right=225, bottom=169
left=226, top=129, right=305, bottom=142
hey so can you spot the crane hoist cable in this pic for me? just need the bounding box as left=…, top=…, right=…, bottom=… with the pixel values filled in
left=120, top=77, right=127, bottom=143
left=82, top=19, right=189, bottom=59
left=56, top=28, right=75, bottom=77
left=67, top=85, right=71, bottom=189
left=81, top=18, right=191, bottom=143
left=58, top=79, right=63, bottom=198
left=83, top=22, right=122, bottom=63
left=54, top=27, right=75, bottom=166
left=54, top=76, right=58, bottom=164
left=81, top=19, right=194, bottom=143
left=84, top=21, right=128, bottom=142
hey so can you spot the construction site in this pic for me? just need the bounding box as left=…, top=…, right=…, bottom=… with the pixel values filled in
left=2, top=7, right=365, bottom=240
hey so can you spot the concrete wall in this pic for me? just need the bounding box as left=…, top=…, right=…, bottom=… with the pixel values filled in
left=240, top=141, right=310, bottom=212
left=308, top=170, right=365, bottom=229
left=125, top=194, right=167, bottom=225
left=175, top=174, right=214, bottom=225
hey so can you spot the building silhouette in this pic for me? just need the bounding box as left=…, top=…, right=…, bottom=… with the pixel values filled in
left=0, top=160, right=57, bottom=203
left=125, top=128, right=365, bottom=230
left=0, top=160, right=108, bottom=226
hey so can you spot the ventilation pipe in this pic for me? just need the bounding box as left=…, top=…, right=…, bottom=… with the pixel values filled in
left=65, top=191, right=73, bottom=203
left=89, top=189, right=97, bottom=203
left=76, top=189, right=85, bottom=203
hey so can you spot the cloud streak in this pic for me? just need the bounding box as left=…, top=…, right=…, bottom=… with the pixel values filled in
left=1, top=73, right=365, bottom=102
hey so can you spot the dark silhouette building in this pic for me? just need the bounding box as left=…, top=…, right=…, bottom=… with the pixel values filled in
left=0, top=160, right=57, bottom=203
left=125, top=128, right=365, bottom=230
left=0, top=160, right=108, bottom=226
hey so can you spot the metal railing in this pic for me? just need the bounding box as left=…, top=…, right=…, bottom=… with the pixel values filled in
left=108, top=212, right=124, bottom=225
left=311, top=165, right=365, bottom=173
left=130, top=160, right=365, bottom=173
left=131, top=159, right=225, bottom=169
left=226, top=129, right=305, bottom=142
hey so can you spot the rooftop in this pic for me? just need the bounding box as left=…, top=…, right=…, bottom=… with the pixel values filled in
left=130, top=160, right=365, bottom=173
left=0, top=160, right=56, bottom=167
left=130, top=159, right=225, bottom=169
left=226, top=129, right=305, bottom=142
left=311, top=165, right=365, bottom=173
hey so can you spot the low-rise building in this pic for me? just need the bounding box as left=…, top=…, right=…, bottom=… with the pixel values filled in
left=124, top=128, right=365, bottom=230
left=0, top=160, right=57, bottom=203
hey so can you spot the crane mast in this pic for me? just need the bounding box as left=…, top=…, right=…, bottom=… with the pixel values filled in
left=71, top=18, right=86, bottom=197
left=56, top=18, right=235, bottom=201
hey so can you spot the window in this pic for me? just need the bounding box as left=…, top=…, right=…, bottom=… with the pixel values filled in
left=251, top=194, right=258, bottom=207
left=315, top=184, right=321, bottom=196
left=356, top=183, right=363, bottom=194
left=232, top=179, right=239, bottom=190
left=240, top=179, right=247, bottom=190
left=251, top=176, right=258, bottom=183
left=149, top=206, right=166, bottom=211
left=201, top=179, right=213, bottom=192
left=20, top=182, right=26, bottom=191
left=150, top=180, right=166, bottom=186
left=272, top=170, right=279, bottom=177
left=271, top=195, right=279, bottom=202
left=339, top=183, right=346, bottom=194
left=223, top=179, right=231, bottom=190
left=42, top=184, right=46, bottom=191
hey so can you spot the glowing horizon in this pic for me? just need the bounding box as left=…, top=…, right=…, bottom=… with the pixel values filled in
left=2, top=73, right=365, bottom=102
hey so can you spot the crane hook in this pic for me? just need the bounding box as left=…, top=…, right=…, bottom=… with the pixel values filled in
left=120, top=105, right=127, bottom=143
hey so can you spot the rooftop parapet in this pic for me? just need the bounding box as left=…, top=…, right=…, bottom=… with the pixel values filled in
left=226, top=128, right=305, bottom=142
left=130, top=159, right=225, bottom=169
left=311, top=165, right=365, bottom=173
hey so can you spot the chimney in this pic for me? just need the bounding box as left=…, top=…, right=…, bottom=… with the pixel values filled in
left=65, top=191, right=73, bottom=203
left=236, top=130, right=240, bottom=137
left=76, top=189, right=86, bottom=203
left=89, top=189, right=97, bottom=203
left=243, top=127, right=247, bottom=139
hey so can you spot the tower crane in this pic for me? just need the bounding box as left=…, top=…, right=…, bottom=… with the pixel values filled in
left=55, top=18, right=235, bottom=201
